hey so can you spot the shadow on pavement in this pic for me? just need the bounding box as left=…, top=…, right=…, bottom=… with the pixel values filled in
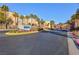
left=41, top=30, right=73, bottom=38
left=73, top=40, right=79, bottom=49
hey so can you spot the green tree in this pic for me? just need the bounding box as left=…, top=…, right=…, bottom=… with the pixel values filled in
left=70, top=9, right=79, bottom=23
left=29, top=14, right=34, bottom=26
left=6, top=18, right=13, bottom=29
left=50, top=20, right=55, bottom=29
left=25, top=15, right=30, bottom=25
left=20, top=15, right=24, bottom=25
left=40, top=19, right=45, bottom=25
left=58, top=23, right=63, bottom=30
left=29, top=14, right=40, bottom=26
left=76, top=9, right=79, bottom=14
left=36, top=17, right=40, bottom=27
left=32, top=14, right=40, bottom=26
left=12, top=12, right=19, bottom=28
left=0, top=12, right=6, bottom=29
left=66, top=20, right=71, bottom=24
left=1, top=4, right=9, bottom=29
left=69, top=9, right=79, bottom=29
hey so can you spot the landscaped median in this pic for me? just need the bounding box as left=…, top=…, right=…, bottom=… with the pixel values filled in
left=5, top=31, right=38, bottom=36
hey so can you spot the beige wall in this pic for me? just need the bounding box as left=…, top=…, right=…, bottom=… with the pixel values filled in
left=7, top=12, right=16, bottom=26
left=43, top=21, right=51, bottom=29
left=23, top=18, right=28, bottom=25
left=0, top=7, right=39, bottom=29
left=0, top=10, right=39, bottom=29
left=27, top=18, right=38, bottom=26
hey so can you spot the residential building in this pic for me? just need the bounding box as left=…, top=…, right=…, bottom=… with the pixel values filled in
left=43, top=21, right=51, bottom=29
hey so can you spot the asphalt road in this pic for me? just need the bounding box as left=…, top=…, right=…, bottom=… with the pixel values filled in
left=0, top=30, right=68, bottom=55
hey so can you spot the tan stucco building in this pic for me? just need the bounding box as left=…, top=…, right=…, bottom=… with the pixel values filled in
left=43, top=21, right=51, bottom=29
left=0, top=9, right=39, bottom=29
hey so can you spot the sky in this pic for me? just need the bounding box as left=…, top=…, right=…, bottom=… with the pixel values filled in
left=0, top=3, right=79, bottom=24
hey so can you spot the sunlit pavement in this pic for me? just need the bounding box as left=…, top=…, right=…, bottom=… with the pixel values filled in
left=67, top=32, right=79, bottom=55
left=0, top=30, right=68, bottom=55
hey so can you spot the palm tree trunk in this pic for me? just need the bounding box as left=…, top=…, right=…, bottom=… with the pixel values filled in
left=50, top=24, right=52, bottom=29
left=38, top=21, right=40, bottom=28
left=0, top=23, right=2, bottom=29
left=31, top=18, right=32, bottom=26
left=22, top=19, right=23, bottom=25
left=17, top=17, right=18, bottom=29
left=15, top=17, right=17, bottom=29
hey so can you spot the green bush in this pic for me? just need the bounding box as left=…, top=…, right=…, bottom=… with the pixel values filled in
left=9, top=30, right=17, bottom=33
left=9, top=30, right=24, bottom=33
left=38, top=28, right=43, bottom=31
left=31, top=26, right=43, bottom=31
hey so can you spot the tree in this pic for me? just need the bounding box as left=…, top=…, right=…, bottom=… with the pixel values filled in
left=40, top=19, right=45, bottom=25
left=6, top=18, right=13, bottom=29
left=29, top=14, right=34, bottom=26
left=12, top=12, right=19, bottom=28
left=50, top=20, right=55, bottom=29
left=1, top=4, right=9, bottom=29
left=39, top=19, right=45, bottom=29
left=76, top=9, right=79, bottom=14
left=58, top=23, right=63, bottom=30
left=70, top=9, right=79, bottom=23
left=0, top=12, right=6, bottom=29
left=25, top=15, right=30, bottom=24
left=71, top=14, right=79, bottom=20
left=20, top=15, right=24, bottom=25
left=0, top=12, right=5, bottom=23
left=69, top=9, right=79, bottom=30
left=66, top=20, right=70, bottom=24
left=29, top=14, right=40, bottom=26
left=36, top=17, right=40, bottom=27
left=32, top=14, right=40, bottom=26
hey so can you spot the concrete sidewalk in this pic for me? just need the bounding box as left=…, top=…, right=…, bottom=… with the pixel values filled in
left=67, top=32, right=79, bottom=55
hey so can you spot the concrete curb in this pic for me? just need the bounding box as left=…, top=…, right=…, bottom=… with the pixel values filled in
left=67, top=32, right=79, bottom=55
left=5, top=31, right=38, bottom=36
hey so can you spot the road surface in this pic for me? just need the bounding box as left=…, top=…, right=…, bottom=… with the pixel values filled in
left=0, top=30, right=68, bottom=55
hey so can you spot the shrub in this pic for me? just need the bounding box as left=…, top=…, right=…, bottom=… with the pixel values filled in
left=9, top=30, right=24, bottom=33
left=9, top=30, right=17, bottom=33
left=38, top=28, right=43, bottom=31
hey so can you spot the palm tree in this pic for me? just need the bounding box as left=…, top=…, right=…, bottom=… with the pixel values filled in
left=29, top=14, right=34, bottom=26
left=66, top=20, right=71, bottom=26
left=40, top=19, right=45, bottom=27
left=70, top=9, right=79, bottom=30
left=29, top=14, right=40, bottom=26
left=58, top=23, right=63, bottom=30
left=25, top=15, right=30, bottom=25
left=32, top=14, right=40, bottom=26
left=76, top=9, right=79, bottom=14
left=20, top=15, right=24, bottom=25
left=40, top=19, right=45, bottom=29
left=6, top=18, right=13, bottom=29
left=36, top=17, right=40, bottom=27
left=50, top=20, right=55, bottom=29
left=40, top=19, right=45, bottom=25
left=0, top=12, right=6, bottom=29
left=12, top=12, right=19, bottom=28
left=1, top=4, right=9, bottom=29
